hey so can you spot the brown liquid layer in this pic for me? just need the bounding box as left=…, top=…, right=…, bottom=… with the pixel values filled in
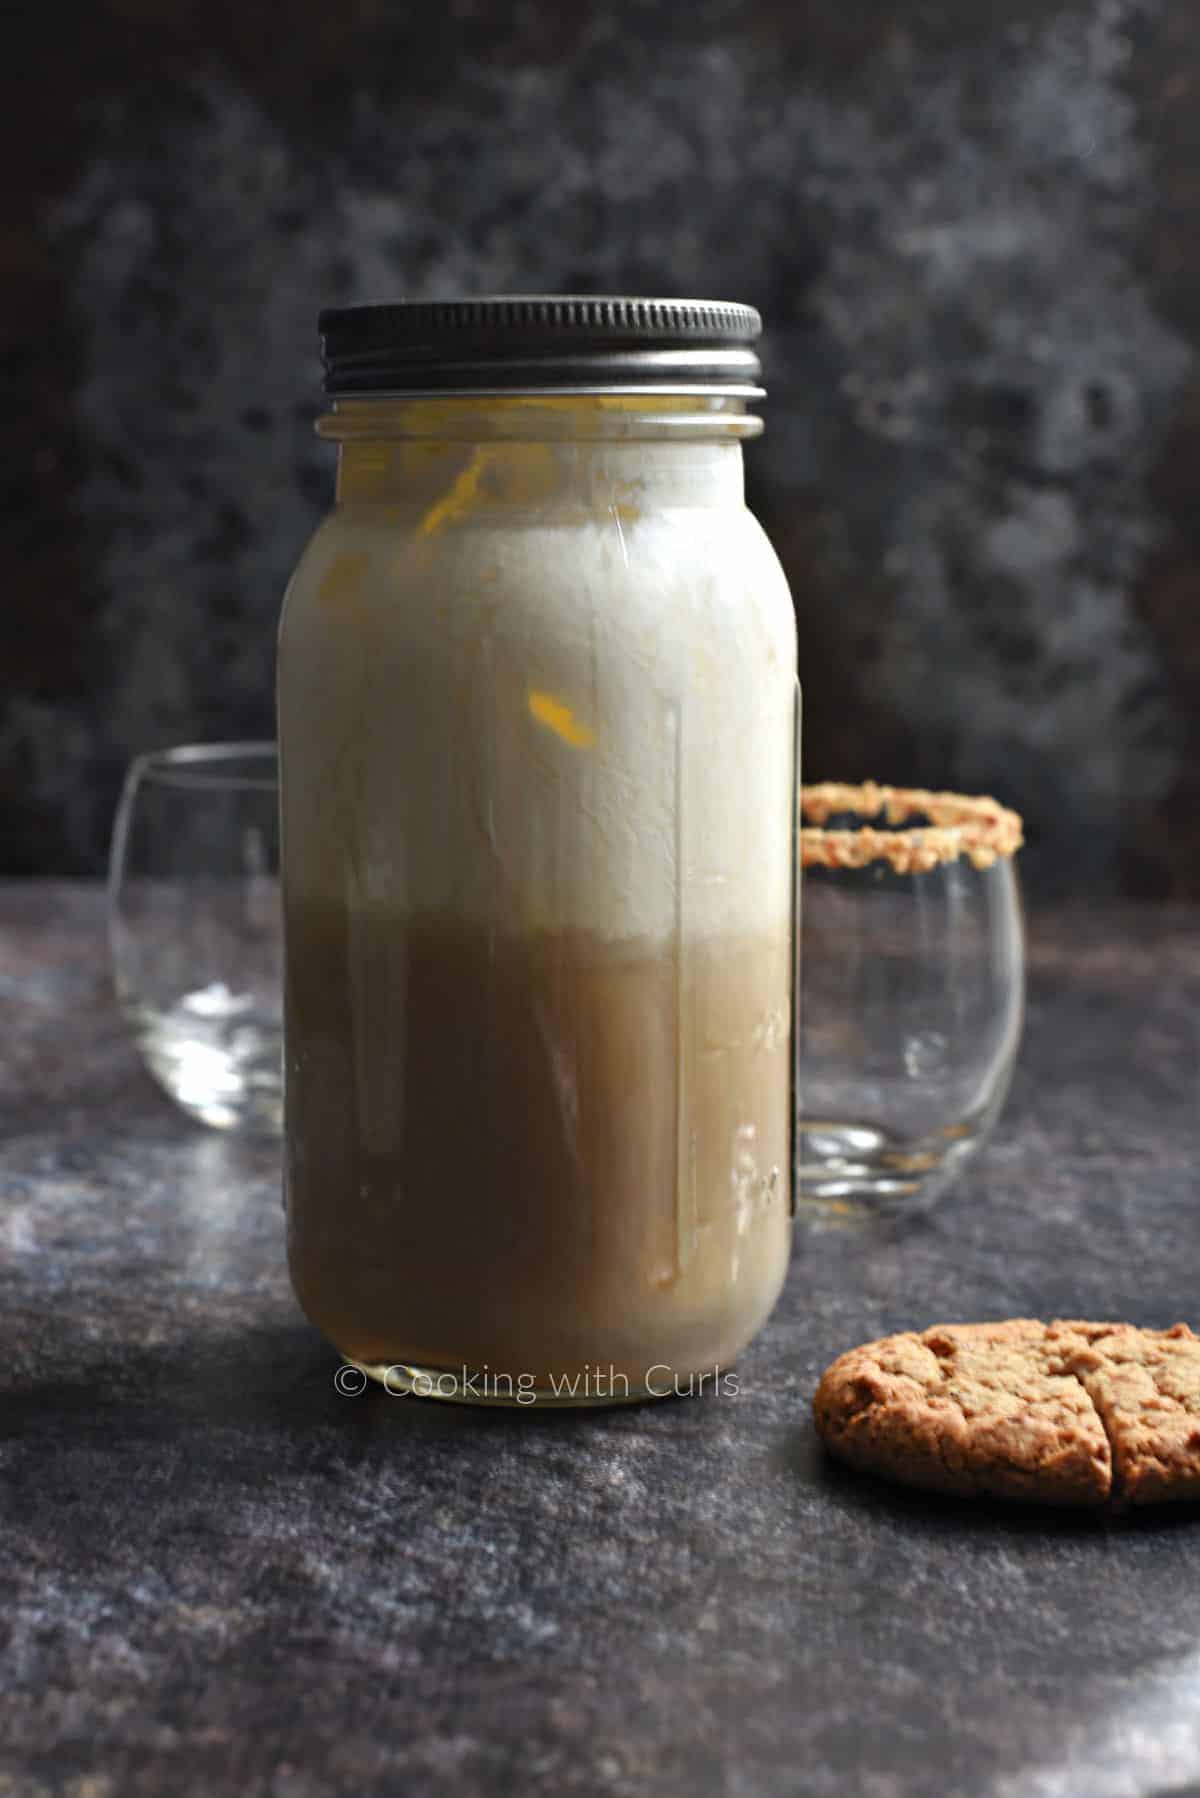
left=284, top=908, right=792, bottom=1389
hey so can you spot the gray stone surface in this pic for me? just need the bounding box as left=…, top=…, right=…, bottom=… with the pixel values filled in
left=2, top=883, right=1199, bottom=1795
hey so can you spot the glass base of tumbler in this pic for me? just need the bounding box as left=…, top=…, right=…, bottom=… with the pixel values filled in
left=795, top=1117, right=986, bottom=1217
left=128, top=997, right=283, bottom=1136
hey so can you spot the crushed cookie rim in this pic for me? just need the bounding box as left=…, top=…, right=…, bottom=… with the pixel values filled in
left=799, top=781, right=1024, bottom=873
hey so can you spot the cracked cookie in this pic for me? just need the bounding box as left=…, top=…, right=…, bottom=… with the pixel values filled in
left=814, top=1320, right=1200, bottom=1508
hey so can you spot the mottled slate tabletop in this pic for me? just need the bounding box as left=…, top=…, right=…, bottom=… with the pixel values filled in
left=2, top=883, right=1198, bottom=1798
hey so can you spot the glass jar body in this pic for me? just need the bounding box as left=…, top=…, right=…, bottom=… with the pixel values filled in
left=278, top=399, right=798, bottom=1401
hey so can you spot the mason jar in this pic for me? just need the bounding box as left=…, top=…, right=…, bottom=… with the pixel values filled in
left=278, top=297, right=798, bottom=1404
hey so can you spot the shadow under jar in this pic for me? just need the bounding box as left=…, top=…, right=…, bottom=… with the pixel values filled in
left=797, top=782, right=1024, bottom=1215
left=278, top=297, right=798, bottom=1404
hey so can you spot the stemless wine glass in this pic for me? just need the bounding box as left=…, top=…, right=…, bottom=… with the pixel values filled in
left=797, top=782, right=1024, bottom=1213
left=108, top=743, right=282, bottom=1134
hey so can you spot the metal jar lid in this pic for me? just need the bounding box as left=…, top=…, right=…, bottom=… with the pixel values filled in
left=318, top=295, right=764, bottom=398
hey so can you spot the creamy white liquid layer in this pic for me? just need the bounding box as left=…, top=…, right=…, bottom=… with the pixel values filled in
left=280, top=498, right=797, bottom=946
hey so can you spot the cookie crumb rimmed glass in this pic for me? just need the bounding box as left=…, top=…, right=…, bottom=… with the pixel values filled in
left=107, top=743, right=282, bottom=1135
left=797, top=782, right=1024, bottom=1215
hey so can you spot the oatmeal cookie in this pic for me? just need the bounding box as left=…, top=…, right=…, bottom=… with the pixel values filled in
left=814, top=1319, right=1200, bottom=1509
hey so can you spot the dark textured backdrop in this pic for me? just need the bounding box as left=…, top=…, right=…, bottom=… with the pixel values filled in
left=9, top=0, right=1200, bottom=893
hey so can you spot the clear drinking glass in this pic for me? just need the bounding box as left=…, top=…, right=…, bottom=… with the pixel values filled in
left=108, top=743, right=283, bottom=1134
left=796, top=782, right=1024, bottom=1213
